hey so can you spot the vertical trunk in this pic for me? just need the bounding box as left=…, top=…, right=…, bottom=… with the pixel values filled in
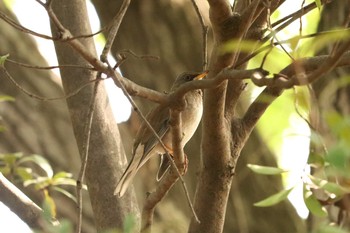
left=50, top=1, right=139, bottom=231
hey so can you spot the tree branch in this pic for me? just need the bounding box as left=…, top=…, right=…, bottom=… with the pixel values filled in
left=242, top=47, right=350, bottom=134
left=0, top=173, right=45, bottom=230
left=100, top=0, right=130, bottom=62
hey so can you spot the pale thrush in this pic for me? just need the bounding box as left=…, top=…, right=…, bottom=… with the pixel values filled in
left=114, top=71, right=207, bottom=197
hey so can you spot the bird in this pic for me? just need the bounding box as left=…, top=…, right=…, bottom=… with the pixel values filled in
left=114, top=71, right=208, bottom=197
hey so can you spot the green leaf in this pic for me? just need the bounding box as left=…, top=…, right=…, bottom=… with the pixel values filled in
left=0, top=166, right=11, bottom=175
left=314, top=0, right=322, bottom=10
left=52, top=177, right=77, bottom=186
left=247, top=164, right=288, bottom=175
left=14, top=167, right=33, bottom=181
left=18, top=154, right=53, bottom=177
left=325, top=112, right=350, bottom=143
left=303, top=185, right=327, bottom=217
left=1, top=152, right=23, bottom=165
left=0, top=125, right=6, bottom=132
left=51, top=186, right=77, bottom=203
left=55, top=219, right=73, bottom=233
left=0, top=95, right=15, bottom=102
left=315, top=224, right=349, bottom=233
left=220, top=39, right=265, bottom=54
left=254, top=188, right=293, bottom=207
left=53, top=171, right=72, bottom=179
left=42, top=190, right=56, bottom=220
left=308, top=152, right=325, bottom=167
left=309, top=176, right=350, bottom=196
left=51, top=174, right=87, bottom=190
left=309, top=30, right=350, bottom=55
left=325, top=145, right=348, bottom=170
left=307, top=152, right=325, bottom=167
left=123, top=214, right=137, bottom=233
left=0, top=54, right=9, bottom=66
left=23, top=176, right=51, bottom=189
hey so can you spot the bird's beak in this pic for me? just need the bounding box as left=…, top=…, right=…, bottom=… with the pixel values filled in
left=194, top=70, right=209, bottom=80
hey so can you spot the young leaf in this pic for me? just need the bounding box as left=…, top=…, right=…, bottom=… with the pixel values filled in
left=23, top=176, right=51, bottom=189
left=314, top=0, right=321, bottom=10
left=53, top=171, right=73, bottom=179
left=42, top=190, right=57, bottom=222
left=52, top=186, right=77, bottom=203
left=123, top=214, right=137, bottom=233
left=247, top=164, right=288, bottom=175
left=1, top=152, right=23, bottom=165
left=0, top=54, right=9, bottom=66
left=220, top=39, right=265, bottom=54
left=307, top=152, right=325, bottom=167
left=309, top=175, right=350, bottom=196
left=55, top=219, right=73, bottom=233
left=315, top=224, right=349, bottom=233
left=18, top=154, right=53, bottom=178
left=52, top=177, right=77, bottom=186
left=254, top=188, right=293, bottom=207
left=303, top=186, right=327, bottom=217
left=0, top=95, right=15, bottom=102
left=15, top=167, right=33, bottom=181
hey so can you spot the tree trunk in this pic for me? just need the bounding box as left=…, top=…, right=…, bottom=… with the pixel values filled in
left=49, top=0, right=140, bottom=231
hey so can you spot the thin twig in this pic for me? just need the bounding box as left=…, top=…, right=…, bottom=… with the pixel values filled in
left=235, top=28, right=350, bottom=67
left=141, top=168, right=179, bottom=233
left=271, top=0, right=330, bottom=29
left=169, top=109, right=199, bottom=222
left=0, top=10, right=53, bottom=40
left=190, top=0, right=209, bottom=70
left=242, top=47, right=350, bottom=132
left=117, top=49, right=160, bottom=61
left=100, top=0, right=131, bottom=62
left=0, top=67, right=100, bottom=101
left=75, top=76, right=101, bottom=233
left=0, top=4, right=103, bottom=41
left=6, top=58, right=95, bottom=70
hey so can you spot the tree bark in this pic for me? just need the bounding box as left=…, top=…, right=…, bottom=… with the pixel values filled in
left=50, top=0, right=139, bottom=231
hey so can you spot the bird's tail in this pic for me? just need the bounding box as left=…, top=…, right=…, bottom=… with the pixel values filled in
left=114, top=168, right=137, bottom=197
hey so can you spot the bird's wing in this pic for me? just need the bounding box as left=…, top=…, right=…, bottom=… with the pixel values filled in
left=156, top=154, right=171, bottom=181
left=132, top=103, right=171, bottom=166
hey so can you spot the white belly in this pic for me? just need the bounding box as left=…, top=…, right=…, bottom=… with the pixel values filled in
left=181, top=93, right=203, bottom=144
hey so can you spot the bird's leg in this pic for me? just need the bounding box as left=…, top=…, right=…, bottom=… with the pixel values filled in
left=156, top=149, right=188, bottom=181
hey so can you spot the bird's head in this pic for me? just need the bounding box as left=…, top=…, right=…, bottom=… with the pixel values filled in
left=172, top=71, right=208, bottom=89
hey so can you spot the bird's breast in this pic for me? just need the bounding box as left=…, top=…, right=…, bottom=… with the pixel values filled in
left=181, top=93, right=203, bottom=144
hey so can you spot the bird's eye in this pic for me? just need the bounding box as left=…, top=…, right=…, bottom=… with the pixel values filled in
left=185, top=75, right=192, bottom=81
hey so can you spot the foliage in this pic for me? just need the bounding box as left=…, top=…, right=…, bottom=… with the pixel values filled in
left=0, top=152, right=86, bottom=215
left=250, top=112, right=350, bottom=230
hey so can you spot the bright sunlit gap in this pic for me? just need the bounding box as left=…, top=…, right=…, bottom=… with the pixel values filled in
left=8, top=0, right=132, bottom=123
left=252, top=0, right=320, bottom=219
